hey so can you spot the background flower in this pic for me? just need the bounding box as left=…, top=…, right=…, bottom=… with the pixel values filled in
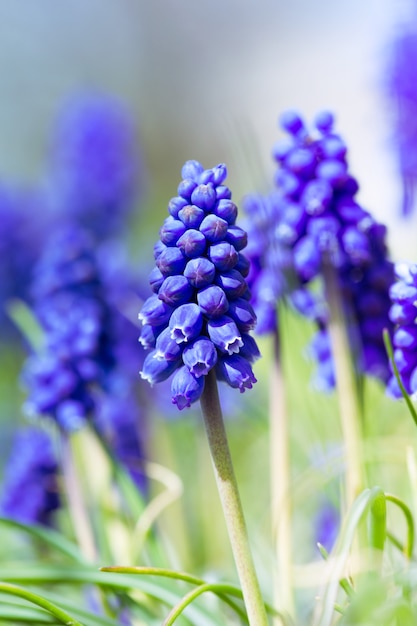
left=0, top=427, right=60, bottom=526
left=45, top=93, right=143, bottom=240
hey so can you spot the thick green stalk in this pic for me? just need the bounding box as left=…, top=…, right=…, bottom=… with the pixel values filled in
left=200, top=370, right=269, bottom=626
left=367, top=487, right=387, bottom=572
left=322, top=260, right=364, bottom=509
left=61, top=434, right=97, bottom=562
left=270, top=328, right=293, bottom=621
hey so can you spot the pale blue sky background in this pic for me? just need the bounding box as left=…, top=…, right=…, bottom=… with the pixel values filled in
left=0, top=0, right=416, bottom=256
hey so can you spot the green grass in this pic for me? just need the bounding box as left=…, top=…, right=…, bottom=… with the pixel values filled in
left=1, top=302, right=417, bottom=624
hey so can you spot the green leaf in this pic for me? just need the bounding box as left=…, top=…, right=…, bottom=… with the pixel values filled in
left=313, top=488, right=373, bottom=626
left=317, top=544, right=354, bottom=598
left=162, top=582, right=248, bottom=625
left=101, top=567, right=249, bottom=623
left=0, top=582, right=84, bottom=625
left=367, top=487, right=386, bottom=559
left=100, top=566, right=204, bottom=586
left=0, top=599, right=54, bottom=623
left=338, top=576, right=387, bottom=625
left=0, top=565, right=221, bottom=626
left=33, top=592, right=125, bottom=626
left=6, top=298, right=44, bottom=351
left=385, top=493, right=415, bottom=559
left=0, top=518, right=87, bottom=564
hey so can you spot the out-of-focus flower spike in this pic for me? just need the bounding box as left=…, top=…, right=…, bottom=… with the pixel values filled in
left=0, top=427, right=61, bottom=526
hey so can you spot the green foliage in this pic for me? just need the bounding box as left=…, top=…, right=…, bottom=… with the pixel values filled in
left=2, top=306, right=417, bottom=624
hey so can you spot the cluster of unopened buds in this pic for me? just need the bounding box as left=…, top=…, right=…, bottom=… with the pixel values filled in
left=139, top=160, right=260, bottom=409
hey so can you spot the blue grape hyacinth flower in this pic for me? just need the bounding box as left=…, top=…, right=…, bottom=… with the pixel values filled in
left=0, top=184, right=49, bottom=339
left=273, top=110, right=379, bottom=282
left=306, top=219, right=395, bottom=390
left=23, top=225, right=151, bottom=434
left=47, top=93, right=142, bottom=239
left=139, top=161, right=260, bottom=409
left=265, top=110, right=395, bottom=388
left=22, top=226, right=117, bottom=431
left=0, top=427, right=60, bottom=526
left=384, top=20, right=417, bottom=216
left=387, top=262, right=417, bottom=397
left=242, top=191, right=293, bottom=334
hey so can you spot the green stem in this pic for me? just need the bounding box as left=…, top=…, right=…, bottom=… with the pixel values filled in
left=385, top=493, right=415, bottom=559
left=317, top=544, right=354, bottom=598
left=61, top=435, right=97, bottom=562
left=367, top=487, right=386, bottom=571
left=101, top=565, right=204, bottom=585
left=6, top=298, right=44, bottom=351
left=100, top=565, right=282, bottom=623
left=100, top=566, right=281, bottom=618
left=132, top=461, right=184, bottom=561
left=200, top=370, right=269, bottom=626
left=270, top=327, right=293, bottom=620
left=322, top=260, right=364, bottom=509
left=368, top=487, right=387, bottom=551
left=386, top=530, right=406, bottom=554
left=0, top=582, right=83, bottom=625
left=313, top=489, right=371, bottom=626
left=163, top=582, right=249, bottom=625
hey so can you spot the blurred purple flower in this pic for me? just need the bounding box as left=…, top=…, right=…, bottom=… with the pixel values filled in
left=272, top=110, right=394, bottom=388
left=0, top=427, right=60, bottom=526
left=273, top=110, right=376, bottom=280
left=22, top=225, right=147, bottom=431
left=384, top=20, right=417, bottom=215
left=315, top=499, right=340, bottom=553
left=386, top=262, right=417, bottom=397
left=47, top=93, right=143, bottom=239
left=0, top=185, right=49, bottom=339
left=242, top=192, right=293, bottom=334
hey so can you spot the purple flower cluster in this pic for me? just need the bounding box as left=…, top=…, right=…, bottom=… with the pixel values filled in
left=307, top=222, right=394, bottom=390
left=20, top=220, right=152, bottom=498
left=273, top=110, right=379, bottom=281
left=0, top=185, right=47, bottom=338
left=0, top=427, right=60, bottom=526
left=384, top=21, right=417, bottom=215
left=22, top=226, right=117, bottom=431
left=242, top=192, right=293, bottom=333
left=48, top=93, right=141, bottom=239
left=139, top=160, right=260, bottom=409
left=341, top=225, right=394, bottom=383
left=243, top=110, right=387, bottom=338
left=267, top=110, right=394, bottom=388
left=241, top=110, right=394, bottom=389
left=387, top=263, right=417, bottom=397
left=306, top=328, right=335, bottom=392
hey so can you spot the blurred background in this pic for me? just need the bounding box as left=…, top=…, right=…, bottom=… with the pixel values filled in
left=0, top=0, right=415, bottom=254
